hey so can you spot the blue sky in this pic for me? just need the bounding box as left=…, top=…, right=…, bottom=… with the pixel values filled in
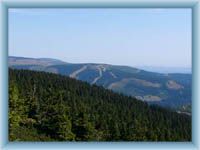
left=9, top=8, right=191, bottom=68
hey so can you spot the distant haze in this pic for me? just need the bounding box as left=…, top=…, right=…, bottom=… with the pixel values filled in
left=9, top=8, right=192, bottom=69
left=137, top=66, right=192, bottom=74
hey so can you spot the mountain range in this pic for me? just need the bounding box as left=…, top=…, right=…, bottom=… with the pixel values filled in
left=9, top=56, right=192, bottom=110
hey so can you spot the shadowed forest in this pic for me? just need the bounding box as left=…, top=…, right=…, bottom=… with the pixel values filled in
left=9, top=69, right=191, bottom=141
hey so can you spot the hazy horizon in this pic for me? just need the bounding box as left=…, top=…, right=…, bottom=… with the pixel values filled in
left=9, top=55, right=192, bottom=74
left=9, top=8, right=192, bottom=68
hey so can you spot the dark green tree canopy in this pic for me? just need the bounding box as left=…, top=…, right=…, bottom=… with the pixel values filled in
left=9, top=69, right=191, bottom=141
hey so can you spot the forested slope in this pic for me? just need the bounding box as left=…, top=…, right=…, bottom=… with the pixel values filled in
left=9, top=69, right=191, bottom=141
left=9, top=56, right=192, bottom=109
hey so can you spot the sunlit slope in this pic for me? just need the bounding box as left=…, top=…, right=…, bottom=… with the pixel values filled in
left=9, top=56, right=191, bottom=109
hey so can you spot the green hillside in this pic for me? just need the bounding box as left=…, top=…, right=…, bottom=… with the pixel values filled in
left=9, top=56, right=192, bottom=110
left=9, top=69, right=191, bottom=141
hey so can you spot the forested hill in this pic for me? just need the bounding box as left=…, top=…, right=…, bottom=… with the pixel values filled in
left=9, top=69, right=191, bottom=141
left=9, top=56, right=192, bottom=109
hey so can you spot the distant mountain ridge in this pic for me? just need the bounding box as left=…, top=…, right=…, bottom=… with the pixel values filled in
left=137, top=66, right=191, bottom=74
left=9, top=56, right=192, bottom=110
left=9, top=56, right=67, bottom=66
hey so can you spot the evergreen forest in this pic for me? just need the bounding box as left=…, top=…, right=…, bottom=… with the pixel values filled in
left=9, top=69, right=191, bottom=141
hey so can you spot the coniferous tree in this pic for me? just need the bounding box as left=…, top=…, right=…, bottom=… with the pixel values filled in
left=9, top=69, right=191, bottom=141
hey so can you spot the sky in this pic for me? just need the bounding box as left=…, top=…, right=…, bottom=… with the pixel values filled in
left=9, top=8, right=192, bottom=68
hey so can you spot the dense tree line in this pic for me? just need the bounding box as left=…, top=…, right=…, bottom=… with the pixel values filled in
left=9, top=69, right=191, bottom=141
